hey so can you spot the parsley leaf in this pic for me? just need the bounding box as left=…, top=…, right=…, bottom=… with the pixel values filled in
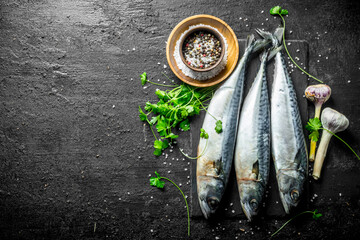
left=200, top=128, right=208, bottom=139
left=280, top=9, right=289, bottom=15
left=156, top=116, right=169, bottom=136
left=149, top=116, right=158, bottom=125
left=165, top=133, right=179, bottom=140
left=270, top=6, right=288, bottom=16
left=139, top=106, right=147, bottom=121
left=270, top=6, right=282, bottom=15
left=215, top=120, right=223, bottom=133
left=155, top=89, right=167, bottom=100
left=179, top=119, right=190, bottom=131
left=140, top=72, right=147, bottom=86
left=149, top=171, right=165, bottom=188
left=305, top=118, right=322, bottom=142
left=312, top=209, right=323, bottom=220
left=153, top=148, right=162, bottom=156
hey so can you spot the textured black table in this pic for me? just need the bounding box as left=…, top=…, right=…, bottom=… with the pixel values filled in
left=1, top=1, right=359, bottom=239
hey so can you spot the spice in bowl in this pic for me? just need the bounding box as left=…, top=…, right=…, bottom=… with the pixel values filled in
left=181, top=29, right=223, bottom=71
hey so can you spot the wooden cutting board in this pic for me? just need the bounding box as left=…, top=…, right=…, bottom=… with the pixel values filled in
left=190, top=39, right=310, bottom=218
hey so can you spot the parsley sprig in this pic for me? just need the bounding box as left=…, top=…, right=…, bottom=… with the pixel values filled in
left=271, top=209, right=322, bottom=237
left=139, top=72, right=219, bottom=156
left=150, top=171, right=190, bottom=236
left=270, top=6, right=324, bottom=83
left=305, top=117, right=322, bottom=142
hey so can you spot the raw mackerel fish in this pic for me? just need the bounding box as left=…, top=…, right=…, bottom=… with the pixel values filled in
left=267, top=28, right=308, bottom=214
left=197, top=34, right=271, bottom=219
left=234, top=50, right=270, bottom=221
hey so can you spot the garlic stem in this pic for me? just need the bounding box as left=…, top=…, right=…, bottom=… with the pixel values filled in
left=314, top=105, right=321, bottom=119
left=313, top=130, right=332, bottom=180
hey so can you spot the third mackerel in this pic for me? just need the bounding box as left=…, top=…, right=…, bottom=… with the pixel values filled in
left=268, top=28, right=308, bottom=214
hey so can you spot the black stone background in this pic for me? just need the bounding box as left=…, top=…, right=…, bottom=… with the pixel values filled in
left=0, top=0, right=359, bottom=239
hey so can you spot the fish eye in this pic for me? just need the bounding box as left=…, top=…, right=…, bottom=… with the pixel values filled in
left=250, top=199, right=258, bottom=210
left=207, top=197, right=219, bottom=210
left=291, top=190, right=299, bottom=202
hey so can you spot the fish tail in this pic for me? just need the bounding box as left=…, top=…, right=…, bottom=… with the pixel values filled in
left=259, top=49, right=270, bottom=62
left=273, top=27, right=284, bottom=44
left=246, top=34, right=255, bottom=48
left=267, top=46, right=283, bottom=61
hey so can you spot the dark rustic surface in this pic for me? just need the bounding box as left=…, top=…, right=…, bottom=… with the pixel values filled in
left=1, top=0, right=359, bottom=239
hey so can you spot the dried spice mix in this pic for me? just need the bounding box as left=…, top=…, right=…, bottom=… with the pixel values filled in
left=182, top=31, right=222, bottom=69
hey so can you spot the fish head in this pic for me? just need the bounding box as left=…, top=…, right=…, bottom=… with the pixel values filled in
left=197, top=176, right=225, bottom=219
left=239, top=181, right=263, bottom=221
left=277, top=170, right=305, bottom=214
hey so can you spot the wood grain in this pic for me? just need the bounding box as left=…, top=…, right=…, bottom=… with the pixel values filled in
left=166, top=14, right=239, bottom=87
left=190, top=39, right=310, bottom=218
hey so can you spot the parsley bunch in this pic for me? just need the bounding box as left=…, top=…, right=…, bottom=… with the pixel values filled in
left=139, top=72, right=218, bottom=156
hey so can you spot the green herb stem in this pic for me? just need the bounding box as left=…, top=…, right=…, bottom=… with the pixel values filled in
left=161, top=72, right=179, bottom=86
left=146, top=119, right=158, bottom=141
left=271, top=211, right=314, bottom=237
left=278, top=14, right=324, bottom=84
left=160, top=177, right=190, bottom=236
left=322, top=128, right=360, bottom=161
left=180, top=138, right=208, bottom=160
left=190, top=86, right=218, bottom=121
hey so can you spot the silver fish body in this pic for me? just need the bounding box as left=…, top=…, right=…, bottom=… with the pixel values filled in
left=197, top=36, right=270, bottom=219
left=234, top=51, right=270, bottom=221
left=271, top=50, right=308, bottom=214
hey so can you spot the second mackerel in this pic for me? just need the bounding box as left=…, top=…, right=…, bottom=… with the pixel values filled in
left=234, top=50, right=270, bottom=221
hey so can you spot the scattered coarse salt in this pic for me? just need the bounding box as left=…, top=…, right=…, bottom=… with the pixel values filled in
left=163, top=65, right=167, bottom=69
left=132, top=48, right=135, bottom=51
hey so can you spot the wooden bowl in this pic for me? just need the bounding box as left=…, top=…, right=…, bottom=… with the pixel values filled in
left=179, top=25, right=225, bottom=72
left=166, top=15, right=239, bottom=87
